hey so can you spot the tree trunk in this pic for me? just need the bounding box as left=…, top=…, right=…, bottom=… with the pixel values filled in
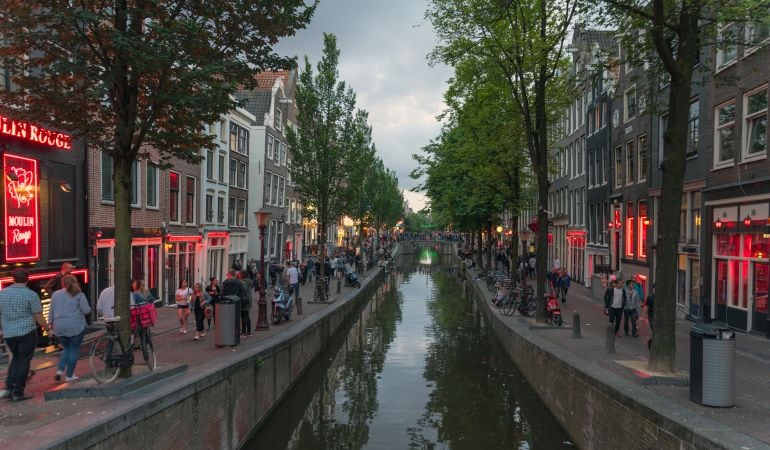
left=476, top=228, right=483, bottom=269
left=113, top=156, right=133, bottom=377
left=650, top=72, right=693, bottom=372
left=510, top=215, right=519, bottom=282
left=486, top=221, right=493, bottom=269
left=319, top=221, right=327, bottom=279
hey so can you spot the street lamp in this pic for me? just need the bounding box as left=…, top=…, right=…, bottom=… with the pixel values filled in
left=255, top=209, right=271, bottom=330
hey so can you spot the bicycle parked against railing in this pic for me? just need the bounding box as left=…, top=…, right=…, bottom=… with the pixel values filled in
left=314, top=276, right=331, bottom=303
left=89, top=305, right=157, bottom=383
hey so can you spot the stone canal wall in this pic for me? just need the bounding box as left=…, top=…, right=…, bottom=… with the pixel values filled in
left=465, top=275, right=760, bottom=450
left=51, top=269, right=386, bottom=450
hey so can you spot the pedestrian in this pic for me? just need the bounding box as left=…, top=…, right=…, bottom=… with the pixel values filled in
left=557, top=269, right=571, bottom=304
left=0, top=268, right=50, bottom=401
left=646, top=283, right=655, bottom=350
left=175, top=280, right=192, bottom=334
left=131, top=279, right=154, bottom=305
left=528, top=255, right=536, bottom=277
left=330, top=254, right=338, bottom=280
left=624, top=280, right=642, bottom=337
left=191, top=282, right=211, bottom=340
left=237, top=271, right=253, bottom=337
left=96, top=285, right=133, bottom=319
left=43, top=262, right=74, bottom=297
left=552, top=257, right=561, bottom=271
left=603, top=279, right=627, bottom=337
left=285, top=260, right=300, bottom=299
left=49, top=275, right=91, bottom=382
left=205, top=277, right=220, bottom=331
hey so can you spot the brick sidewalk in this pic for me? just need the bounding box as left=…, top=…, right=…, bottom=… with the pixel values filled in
left=505, top=281, right=770, bottom=445
left=0, top=270, right=372, bottom=449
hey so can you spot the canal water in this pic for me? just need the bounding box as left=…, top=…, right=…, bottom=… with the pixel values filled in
left=246, top=247, right=572, bottom=449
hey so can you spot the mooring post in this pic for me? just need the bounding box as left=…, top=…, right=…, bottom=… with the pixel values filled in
left=571, top=312, right=582, bottom=338
left=336, top=278, right=341, bottom=294
left=296, top=297, right=303, bottom=315
left=606, top=324, right=616, bottom=354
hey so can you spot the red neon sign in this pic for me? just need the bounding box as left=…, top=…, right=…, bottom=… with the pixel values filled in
left=4, top=154, right=39, bottom=262
left=0, top=268, right=89, bottom=289
left=0, top=114, right=72, bottom=150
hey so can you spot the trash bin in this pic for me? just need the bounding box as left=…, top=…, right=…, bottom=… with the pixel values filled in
left=215, top=298, right=241, bottom=347
left=690, top=324, right=735, bottom=407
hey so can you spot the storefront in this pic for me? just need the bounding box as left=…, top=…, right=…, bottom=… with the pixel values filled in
left=566, top=229, right=586, bottom=284
left=204, top=231, right=228, bottom=282
left=0, top=114, right=88, bottom=320
left=710, top=203, right=769, bottom=335
left=165, top=234, right=200, bottom=305
left=228, top=231, right=248, bottom=270
left=92, top=229, right=163, bottom=304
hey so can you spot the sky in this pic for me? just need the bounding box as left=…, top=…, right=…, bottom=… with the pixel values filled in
left=275, top=0, right=452, bottom=213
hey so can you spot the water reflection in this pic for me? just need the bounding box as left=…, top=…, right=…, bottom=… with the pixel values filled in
left=246, top=249, right=571, bottom=449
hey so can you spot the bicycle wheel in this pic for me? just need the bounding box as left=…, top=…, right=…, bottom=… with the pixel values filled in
left=141, top=329, right=157, bottom=371
left=501, top=298, right=514, bottom=316
left=89, top=334, right=121, bottom=383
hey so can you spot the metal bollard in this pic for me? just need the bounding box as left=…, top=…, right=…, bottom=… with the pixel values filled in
left=571, top=312, right=582, bottom=338
left=296, top=297, right=303, bottom=315
left=606, top=324, right=616, bottom=354
left=336, top=278, right=341, bottom=294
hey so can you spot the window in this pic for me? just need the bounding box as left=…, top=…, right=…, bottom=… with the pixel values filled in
left=229, top=123, right=238, bottom=152
left=279, top=177, right=285, bottom=207
left=578, top=137, right=584, bottom=175
left=130, top=161, right=139, bottom=206
left=265, top=171, right=273, bottom=205
left=601, top=100, right=607, bottom=128
left=638, top=202, right=648, bottom=258
left=272, top=173, right=279, bottom=206
left=237, top=198, right=246, bottom=227
left=219, top=120, right=226, bottom=142
left=267, top=135, right=274, bottom=160
left=602, top=145, right=608, bottom=184
left=218, top=153, right=225, bottom=182
left=690, top=191, right=701, bottom=244
left=280, top=141, right=287, bottom=166
left=146, top=163, right=158, bottom=208
left=228, top=197, right=236, bottom=226
left=746, top=21, right=770, bottom=52
left=637, top=134, right=648, bottom=182
left=185, top=176, right=196, bottom=224
left=659, top=113, right=669, bottom=167
left=624, top=86, right=636, bottom=122
left=237, top=161, right=246, bottom=188
left=229, top=158, right=237, bottom=186
left=205, top=194, right=213, bottom=222
left=679, top=193, right=688, bottom=243
left=743, top=86, right=768, bottom=160
left=716, top=23, right=737, bottom=69
left=217, top=197, right=224, bottom=223
left=238, top=127, right=249, bottom=155
left=275, top=107, right=283, bottom=131
left=101, top=152, right=113, bottom=201
left=687, top=100, right=700, bottom=157
left=206, top=150, right=214, bottom=180
left=625, top=140, right=635, bottom=185
left=714, top=100, right=736, bottom=167
left=169, top=171, right=180, bottom=223
left=614, top=146, right=623, bottom=188
left=626, top=202, right=635, bottom=258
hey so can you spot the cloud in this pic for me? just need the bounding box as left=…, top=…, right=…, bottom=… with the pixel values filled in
left=276, top=0, right=449, bottom=197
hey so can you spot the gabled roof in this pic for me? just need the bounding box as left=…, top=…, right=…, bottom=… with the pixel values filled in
left=254, top=70, right=291, bottom=91
left=236, top=89, right=272, bottom=122
left=581, top=29, right=617, bottom=55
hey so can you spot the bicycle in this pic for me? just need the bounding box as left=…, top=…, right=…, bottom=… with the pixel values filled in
left=89, top=305, right=157, bottom=383
left=314, top=275, right=331, bottom=303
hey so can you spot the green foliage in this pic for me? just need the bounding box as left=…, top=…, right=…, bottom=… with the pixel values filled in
left=0, top=1, right=315, bottom=365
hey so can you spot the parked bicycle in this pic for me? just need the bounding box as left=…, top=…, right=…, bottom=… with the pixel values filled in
left=89, top=304, right=157, bottom=383
left=314, top=275, right=331, bottom=303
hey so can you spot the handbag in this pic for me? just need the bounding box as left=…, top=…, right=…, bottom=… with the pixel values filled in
left=204, top=304, right=214, bottom=319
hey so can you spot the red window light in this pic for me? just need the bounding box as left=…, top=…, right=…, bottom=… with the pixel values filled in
left=744, top=215, right=752, bottom=228
left=625, top=217, right=635, bottom=257
left=608, top=221, right=614, bottom=229
left=714, top=218, right=723, bottom=229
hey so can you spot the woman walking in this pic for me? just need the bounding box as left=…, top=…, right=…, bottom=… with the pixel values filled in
left=175, top=280, right=192, bottom=334
left=205, top=277, right=220, bottom=331
left=191, top=283, right=210, bottom=340
left=49, top=275, right=91, bottom=382
left=131, top=279, right=154, bottom=305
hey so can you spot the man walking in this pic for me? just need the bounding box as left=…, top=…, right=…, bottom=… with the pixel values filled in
left=0, top=269, right=50, bottom=401
left=44, top=262, right=74, bottom=295
left=285, top=261, right=300, bottom=299
left=557, top=269, right=571, bottom=304
left=603, top=279, right=626, bottom=338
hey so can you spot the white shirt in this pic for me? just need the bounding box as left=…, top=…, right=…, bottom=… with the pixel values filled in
left=611, top=287, right=624, bottom=309
left=553, top=258, right=561, bottom=270
left=287, top=266, right=299, bottom=284
left=96, top=286, right=134, bottom=319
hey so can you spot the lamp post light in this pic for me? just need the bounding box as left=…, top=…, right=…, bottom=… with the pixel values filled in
left=255, top=209, right=271, bottom=330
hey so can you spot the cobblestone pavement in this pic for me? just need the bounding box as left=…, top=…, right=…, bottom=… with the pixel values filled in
left=488, top=279, right=770, bottom=445
left=0, top=270, right=371, bottom=449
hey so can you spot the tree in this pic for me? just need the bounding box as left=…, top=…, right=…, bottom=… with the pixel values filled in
left=427, top=0, right=577, bottom=321
left=0, top=1, right=315, bottom=373
left=592, top=0, right=769, bottom=371
left=286, top=33, right=370, bottom=276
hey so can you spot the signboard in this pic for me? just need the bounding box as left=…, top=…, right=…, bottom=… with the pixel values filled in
left=0, top=114, right=71, bottom=150
left=4, top=154, right=39, bottom=262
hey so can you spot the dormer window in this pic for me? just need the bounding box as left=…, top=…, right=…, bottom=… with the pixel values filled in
left=274, top=107, right=283, bottom=132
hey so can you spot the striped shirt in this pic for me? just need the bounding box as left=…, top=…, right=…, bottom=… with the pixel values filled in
left=0, top=284, right=43, bottom=338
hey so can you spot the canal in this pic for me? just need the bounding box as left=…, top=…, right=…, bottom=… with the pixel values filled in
left=246, top=247, right=572, bottom=449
